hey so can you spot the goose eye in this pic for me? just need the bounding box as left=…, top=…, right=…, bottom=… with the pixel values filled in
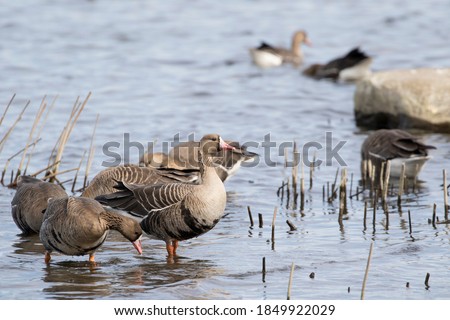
left=211, top=137, right=217, bottom=141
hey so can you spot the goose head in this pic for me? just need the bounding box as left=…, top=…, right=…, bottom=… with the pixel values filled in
left=292, top=30, right=312, bottom=50
left=199, top=134, right=235, bottom=158
left=115, top=217, right=143, bottom=255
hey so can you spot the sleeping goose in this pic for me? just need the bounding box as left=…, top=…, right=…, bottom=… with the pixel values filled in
left=361, top=129, right=436, bottom=181
left=96, top=134, right=235, bottom=257
left=250, top=30, right=311, bottom=68
left=139, top=140, right=258, bottom=182
left=11, top=176, right=67, bottom=234
left=81, top=165, right=199, bottom=199
left=40, top=196, right=142, bottom=263
left=303, top=47, right=372, bottom=81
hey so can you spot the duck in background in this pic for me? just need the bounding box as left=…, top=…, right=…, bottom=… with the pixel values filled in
left=303, top=47, right=372, bottom=81
left=250, top=30, right=312, bottom=68
left=361, top=129, right=436, bottom=183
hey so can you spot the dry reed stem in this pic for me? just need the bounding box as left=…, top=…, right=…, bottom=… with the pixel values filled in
left=286, top=220, right=297, bottom=231
left=287, top=262, right=295, bottom=300
left=71, top=150, right=87, bottom=193
left=262, top=257, right=266, bottom=283
left=83, top=113, right=99, bottom=188
left=383, top=160, right=391, bottom=203
left=361, top=241, right=374, bottom=300
left=50, top=93, right=91, bottom=180
left=24, top=96, right=58, bottom=173
left=443, top=169, right=448, bottom=220
left=1, top=138, right=41, bottom=184
left=0, top=94, right=15, bottom=128
left=432, top=203, right=437, bottom=228
left=271, top=206, right=278, bottom=243
left=258, top=213, right=263, bottom=228
left=0, top=100, right=30, bottom=155
left=247, top=206, right=254, bottom=227
left=398, top=163, right=406, bottom=206
left=15, top=97, right=48, bottom=181
left=30, top=160, right=61, bottom=178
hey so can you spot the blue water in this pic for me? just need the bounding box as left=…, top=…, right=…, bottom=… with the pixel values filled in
left=1, top=0, right=450, bottom=299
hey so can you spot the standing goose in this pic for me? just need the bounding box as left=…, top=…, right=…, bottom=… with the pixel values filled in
left=361, top=129, right=436, bottom=181
left=96, top=134, right=235, bottom=257
left=139, top=140, right=258, bottom=182
left=81, top=164, right=199, bottom=200
left=303, top=47, right=372, bottom=81
left=11, top=176, right=67, bottom=234
left=40, top=196, right=142, bottom=263
left=249, top=30, right=311, bottom=68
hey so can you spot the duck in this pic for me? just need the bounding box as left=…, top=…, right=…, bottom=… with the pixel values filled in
left=303, top=47, right=372, bottom=81
left=39, top=196, right=143, bottom=263
left=11, top=175, right=67, bottom=234
left=250, top=30, right=311, bottom=68
left=139, top=140, right=258, bottom=182
left=81, top=164, right=199, bottom=199
left=361, top=129, right=436, bottom=181
left=96, top=134, right=235, bottom=257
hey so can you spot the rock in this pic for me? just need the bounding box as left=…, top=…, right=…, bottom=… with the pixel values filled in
left=354, top=68, right=450, bottom=133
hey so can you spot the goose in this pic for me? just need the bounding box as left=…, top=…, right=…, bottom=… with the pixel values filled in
left=361, top=129, right=436, bottom=181
left=303, top=47, right=372, bottom=81
left=40, top=196, right=143, bottom=263
left=11, top=176, right=67, bottom=234
left=139, top=140, right=258, bottom=182
left=81, top=164, right=199, bottom=200
left=96, top=134, right=235, bottom=257
left=250, top=30, right=311, bottom=68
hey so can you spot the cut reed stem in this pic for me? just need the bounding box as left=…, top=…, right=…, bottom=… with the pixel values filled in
left=361, top=241, right=374, bottom=300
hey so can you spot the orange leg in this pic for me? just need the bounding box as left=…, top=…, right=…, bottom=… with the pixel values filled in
left=44, top=251, right=51, bottom=264
left=165, top=240, right=179, bottom=257
left=89, top=253, right=95, bottom=263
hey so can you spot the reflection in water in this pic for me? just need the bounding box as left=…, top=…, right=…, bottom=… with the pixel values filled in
left=40, top=254, right=222, bottom=299
left=12, top=234, right=44, bottom=256
left=42, top=262, right=111, bottom=299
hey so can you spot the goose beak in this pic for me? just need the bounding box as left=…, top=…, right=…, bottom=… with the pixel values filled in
left=132, top=239, right=143, bottom=255
left=219, top=138, right=235, bottom=151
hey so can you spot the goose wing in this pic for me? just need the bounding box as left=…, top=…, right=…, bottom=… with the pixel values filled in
left=95, top=181, right=193, bottom=218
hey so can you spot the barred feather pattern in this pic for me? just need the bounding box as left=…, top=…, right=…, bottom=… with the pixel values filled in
left=81, top=165, right=198, bottom=199
left=361, top=129, right=435, bottom=161
left=40, top=197, right=142, bottom=257
left=11, top=176, right=67, bottom=234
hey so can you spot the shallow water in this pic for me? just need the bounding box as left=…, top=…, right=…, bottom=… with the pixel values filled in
left=1, top=0, right=450, bottom=300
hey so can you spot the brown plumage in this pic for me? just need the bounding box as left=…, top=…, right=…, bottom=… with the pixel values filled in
left=361, top=129, right=436, bottom=180
left=39, top=196, right=142, bottom=263
left=96, top=134, right=235, bottom=257
left=11, top=176, right=67, bottom=234
left=250, top=30, right=312, bottom=67
left=139, top=140, right=258, bottom=182
left=81, top=165, right=198, bottom=200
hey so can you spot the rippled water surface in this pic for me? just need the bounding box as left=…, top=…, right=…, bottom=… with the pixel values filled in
left=1, top=0, right=450, bottom=300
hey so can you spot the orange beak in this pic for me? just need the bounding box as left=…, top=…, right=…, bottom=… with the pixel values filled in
left=219, top=138, right=235, bottom=151
left=132, top=239, right=143, bottom=255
